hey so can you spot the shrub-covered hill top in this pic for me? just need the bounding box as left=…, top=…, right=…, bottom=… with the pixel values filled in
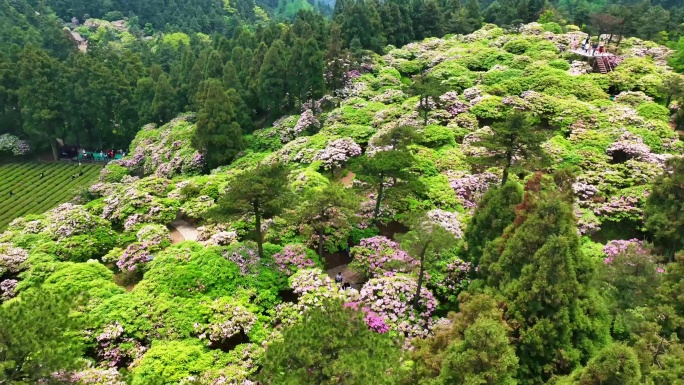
left=1, top=23, right=683, bottom=384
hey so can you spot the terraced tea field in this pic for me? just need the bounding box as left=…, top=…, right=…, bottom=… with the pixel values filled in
left=0, top=163, right=102, bottom=230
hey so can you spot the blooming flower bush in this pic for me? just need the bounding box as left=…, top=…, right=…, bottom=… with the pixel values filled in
left=448, top=171, right=500, bottom=209
left=136, top=224, right=171, bottom=250
left=113, top=114, right=203, bottom=178
left=197, top=224, right=239, bottom=246
left=350, top=236, right=418, bottom=279
left=314, top=137, right=362, bottom=169
left=426, top=209, right=464, bottom=238
left=224, top=243, right=260, bottom=275
left=0, top=243, right=28, bottom=275
left=0, top=279, right=18, bottom=300
left=357, top=274, right=437, bottom=338
left=46, top=203, right=110, bottom=239
left=273, top=244, right=317, bottom=276
left=115, top=242, right=153, bottom=272
left=194, top=297, right=258, bottom=343
left=603, top=239, right=649, bottom=264
left=95, top=322, right=147, bottom=368
left=280, top=109, right=318, bottom=143
left=343, top=301, right=390, bottom=333
left=0, top=134, right=30, bottom=155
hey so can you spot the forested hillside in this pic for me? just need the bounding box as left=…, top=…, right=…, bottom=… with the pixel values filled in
left=2, top=0, right=684, bottom=384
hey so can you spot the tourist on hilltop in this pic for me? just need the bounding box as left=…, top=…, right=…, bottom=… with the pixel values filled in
left=335, top=272, right=343, bottom=284
left=40, top=172, right=44, bottom=178
left=78, top=170, right=83, bottom=176
left=9, top=191, right=13, bottom=197
left=71, top=174, right=76, bottom=180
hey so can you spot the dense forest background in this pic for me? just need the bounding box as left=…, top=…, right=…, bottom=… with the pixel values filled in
left=2, top=0, right=684, bottom=158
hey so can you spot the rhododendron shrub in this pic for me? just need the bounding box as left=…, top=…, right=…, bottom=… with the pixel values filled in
left=272, top=244, right=318, bottom=276
left=0, top=133, right=30, bottom=155
left=0, top=279, right=18, bottom=300
left=426, top=209, right=464, bottom=238
left=114, top=114, right=203, bottom=178
left=194, top=297, right=258, bottom=344
left=94, top=322, right=148, bottom=368
left=313, top=137, right=362, bottom=169
left=350, top=236, right=418, bottom=278
left=603, top=239, right=649, bottom=264
left=357, top=275, right=437, bottom=338
left=449, top=172, right=499, bottom=209
left=136, top=224, right=171, bottom=250
left=224, top=243, right=260, bottom=275
left=101, top=184, right=179, bottom=230
left=114, top=243, right=153, bottom=272
left=273, top=268, right=359, bottom=326
left=0, top=243, right=28, bottom=275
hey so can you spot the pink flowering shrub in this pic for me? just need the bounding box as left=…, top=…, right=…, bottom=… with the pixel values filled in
left=95, top=322, right=147, bottom=368
left=46, top=203, right=109, bottom=239
left=0, top=243, right=28, bottom=275
left=0, top=279, right=18, bottom=300
left=273, top=244, right=317, bottom=276
left=136, top=224, right=171, bottom=250
left=439, top=91, right=469, bottom=117
left=101, top=184, right=178, bottom=230
left=194, top=297, right=258, bottom=343
left=357, top=275, right=437, bottom=338
left=281, top=110, right=319, bottom=144
left=448, top=172, right=500, bottom=209
left=274, top=268, right=359, bottom=326
left=426, top=209, right=464, bottom=238
left=591, top=193, right=646, bottom=223
left=349, top=236, right=418, bottom=279
left=343, top=302, right=390, bottom=333
left=603, top=239, right=649, bottom=264
left=116, top=243, right=153, bottom=272
left=224, top=243, right=260, bottom=275
left=197, top=224, right=239, bottom=246
left=314, top=137, right=362, bottom=169
left=53, top=367, right=126, bottom=385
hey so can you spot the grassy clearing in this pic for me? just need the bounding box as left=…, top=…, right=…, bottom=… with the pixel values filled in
left=0, top=163, right=101, bottom=230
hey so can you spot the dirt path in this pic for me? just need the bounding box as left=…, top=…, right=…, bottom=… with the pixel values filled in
left=326, top=264, right=364, bottom=290
left=340, top=171, right=355, bottom=187
left=169, top=219, right=198, bottom=242
left=169, top=227, right=185, bottom=244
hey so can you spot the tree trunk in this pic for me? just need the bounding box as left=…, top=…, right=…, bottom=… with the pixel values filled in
left=422, top=96, right=429, bottom=126
left=50, top=137, right=59, bottom=161
left=318, top=228, right=325, bottom=260
left=501, top=151, right=512, bottom=186
left=666, top=94, right=672, bottom=109
left=373, top=174, right=385, bottom=224
left=253, top=202, right=263, bottom=259
left=413, top=244, right=430, bottom=310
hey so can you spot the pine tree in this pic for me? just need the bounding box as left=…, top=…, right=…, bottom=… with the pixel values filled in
left=214, top=162, right=292, bottom=258
left=464, top=0, right=483, bottom=32
left=151, top=73, right=178, bottom=124
left=192, top=79, right=244, bottom=169
left=436, top=318, right=519, bottom=385
left=469, top=111, right=549, bottom=186
left=17, top=47, right=66, bottom=161
left=301, top=38, right=325, bottom=104
left=461, top=181, right=523, bottom=268
left=644, top=157, right=684, bottom=259
left=480, top=174, right=610, bottom=384
left=258, top=40, right=287, bottom=117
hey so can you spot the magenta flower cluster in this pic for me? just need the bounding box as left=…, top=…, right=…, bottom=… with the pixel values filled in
left=343, top=302, right=390, bottom=333
left=273, top=244, right=316, bottom=276
left=0, top=279, right=18, bottom=300
left=95, top=322, right=147, bottom=368
left=358, top=275, right=437, bottom=338
left=603, top=239, right=647, bottom=264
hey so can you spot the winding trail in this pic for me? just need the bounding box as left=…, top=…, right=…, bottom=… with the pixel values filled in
left=169, top=219, right=198, bottom=242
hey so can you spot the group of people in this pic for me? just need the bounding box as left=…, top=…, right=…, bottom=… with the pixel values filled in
left=335, top=272, right=352, bottom=291
left=571, top=36, right=606, bottom=56
left=82, top=148, right=125, bottom=160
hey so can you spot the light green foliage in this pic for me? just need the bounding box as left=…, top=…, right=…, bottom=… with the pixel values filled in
left=0, top=289, right=85, bottom=382
left=161, top=32, right=191, bottom=50
left=637, top=102, right=671, bottom=122
left=131, top=339, right=228, bottom=384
